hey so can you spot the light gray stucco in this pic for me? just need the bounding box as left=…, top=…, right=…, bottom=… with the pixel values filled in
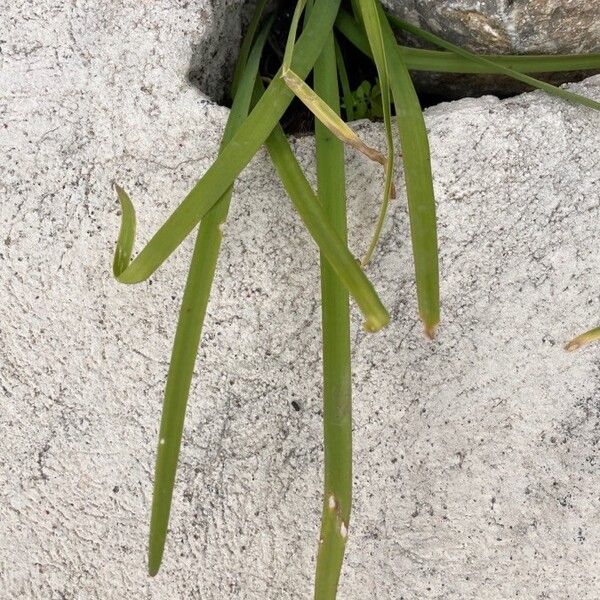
left=1, top=0, right=599, bottom=598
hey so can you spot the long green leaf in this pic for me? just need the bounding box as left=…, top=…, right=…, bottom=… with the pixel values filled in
left=229, top=0, right=270, bottom=97
left=313, top=31, right=352, bottom=600
left=334, top=39, right=355, bottom=121
left=400, top=48, right=600, bottom=74
left=387, top=13, right=600, bottom=111
left=282, top=0, right=307, bottom=72
left=355, top=0, right=396, bottom=264
left=377, top=8, right=440, bottom=336
left=335, top=9, right=600, bottom=74
left=147, top=17, right=273, bottom=577
left=112, top=0, right=342, bottom=285
left=255, top=79, right=389, bottom=333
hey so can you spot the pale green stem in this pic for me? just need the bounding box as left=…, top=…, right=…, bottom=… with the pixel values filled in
left=335, top=10, right=600, bottom=74
left=313, top=31, right=352, bottom=600
left=147, top=19, right=272, bottom=577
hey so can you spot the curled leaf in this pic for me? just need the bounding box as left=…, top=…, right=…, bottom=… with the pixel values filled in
left=112, top=184, right=136, bottom=277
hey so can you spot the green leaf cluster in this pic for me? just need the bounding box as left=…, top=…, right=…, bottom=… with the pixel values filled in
left=111, top=1, right=600, bottom=596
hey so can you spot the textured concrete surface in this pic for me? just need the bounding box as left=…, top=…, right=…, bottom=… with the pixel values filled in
left=1, top=0, right=600, bottom=598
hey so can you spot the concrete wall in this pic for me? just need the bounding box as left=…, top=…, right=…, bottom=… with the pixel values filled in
left=1, top=1, right=599, bottom=597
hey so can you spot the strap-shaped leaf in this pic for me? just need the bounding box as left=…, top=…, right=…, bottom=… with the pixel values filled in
left=112, top=184, right=136, bottom=277
left=147, top=16, right=273, bottom=577
left=379, top=6, right=440, bottom=336
left=387, top=13, right=600, bottom=111
left=229, top=0, right=270, bottom=97
left=335, top=39, right=355, bottom=121
left=259, top=76, right=390, bottom=333
left=336, top=9, right=600, bottom=74
left=313, top=31, right=353, bottom=600
left=355, top=0, right=396, bottom=264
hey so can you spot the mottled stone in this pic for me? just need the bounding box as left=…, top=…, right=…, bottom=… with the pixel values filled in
left=384, top=0, right=600, bottom=98
left=385, top=0, right=600, bottom=53
left=1, top=0, right=600, bottom=598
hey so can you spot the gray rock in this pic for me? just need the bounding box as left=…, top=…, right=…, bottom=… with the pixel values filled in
left=384, top=0, right=600, bottom=54
left=383, top=0, right=600, bottom=98
left=1, top=0, right=600, bottom=598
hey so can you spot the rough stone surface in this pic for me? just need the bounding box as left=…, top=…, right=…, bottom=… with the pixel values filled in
left=384, top=0, right=600, bottom=54
left=1, top=0, right=600, bottom=598
left=384, top=0, right=600, bottom=99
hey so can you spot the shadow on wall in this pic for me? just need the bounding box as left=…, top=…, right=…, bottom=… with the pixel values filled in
left=186, top=0, right=259, bottom=103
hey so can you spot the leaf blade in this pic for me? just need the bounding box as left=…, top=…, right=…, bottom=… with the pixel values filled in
left=256, top=80, right=390, bottom=333
left=355, top=0, right=396, bottom=263
left=313, top=30, right=353, bottom=600
left=376, top=7, right=440, bottom=335
left=147, top=16, right=273, bottom=576
left=335, top=9, right=600, bottom=74
left=387, top=13, right=600, bottom=111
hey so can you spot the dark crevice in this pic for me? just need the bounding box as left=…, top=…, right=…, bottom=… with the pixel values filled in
left=186, top=0, right=598, bottom=135
left=258, top=2, right=381, bottom=135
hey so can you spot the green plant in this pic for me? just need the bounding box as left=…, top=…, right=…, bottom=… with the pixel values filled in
left=112, top=1, right=600, bottom=597
left=344, top=80, right=384, bottom=120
